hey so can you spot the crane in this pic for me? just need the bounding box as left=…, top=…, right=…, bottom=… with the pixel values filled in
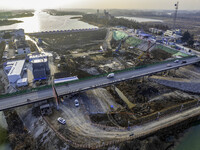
left=136, top=41, right=156, bottom=62
left=173, top=2, right=179, bottom=30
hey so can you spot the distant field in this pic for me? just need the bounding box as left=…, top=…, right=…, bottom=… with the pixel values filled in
left=30, top=29, right=107, bottom=53
left=0, top=11, right=34, bottom=19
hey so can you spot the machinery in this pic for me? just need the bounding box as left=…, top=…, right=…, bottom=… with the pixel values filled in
left=136, top=41, right=156, bottom=63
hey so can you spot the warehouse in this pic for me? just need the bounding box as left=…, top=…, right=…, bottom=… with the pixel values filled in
left=32, top=58, right=50, bottom=81
left=5, top=59, right=25, bottom=83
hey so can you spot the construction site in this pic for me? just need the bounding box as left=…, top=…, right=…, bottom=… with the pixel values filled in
left=1, top=3, right=200, bottom=149
left=6, top=27, right=197, bottom=150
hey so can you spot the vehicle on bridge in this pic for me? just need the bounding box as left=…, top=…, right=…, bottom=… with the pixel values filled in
left=174, top=60, right=179, bottom=63
left=182, top=60, right=187, bottom=64
left=107, top=73, right=115, bottom=78
left=167, top=64, right=172, bottom=67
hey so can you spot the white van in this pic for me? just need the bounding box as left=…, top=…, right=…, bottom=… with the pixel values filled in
left=107, top=73, right=115, bottom=78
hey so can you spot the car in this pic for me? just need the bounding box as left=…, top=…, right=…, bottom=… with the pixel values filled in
left=166, top=64, right=172, bottom=67
left=107, top=73, right=115, bottom=78
left=181, top=60, right=187, bottom=64
left=74, top=99, right=79, bottom=107
left=174, top=60, right=179, bottom=63
left=57, top=117, right=66, bottom=125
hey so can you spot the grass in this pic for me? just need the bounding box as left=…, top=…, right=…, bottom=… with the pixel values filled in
left=0, top=41, right=5, bottom=63
left=0, top=126, right=8, bottom=144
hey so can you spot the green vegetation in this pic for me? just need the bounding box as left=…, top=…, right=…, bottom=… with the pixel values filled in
left=3, top=32, right=12, bottom=39
left=0, top=20, right=22, bottom=26
left=182, top=31, right=194, bottom=47
left=155, top=45, right=177, bottom=55
left=126, top=37, right=143, bottom=47
left=45, top=10, right=85, bottom=16
left=81, top=14, right=141, bottom=28
left=0, top=126, right=8, bottom=144
left=0, top=41, right=6, bottom=63
left=70, top=16, right=82, bottom=19
left=0, top=11, right=34, bottom=19
left=113, top=31, right=128, bottom=41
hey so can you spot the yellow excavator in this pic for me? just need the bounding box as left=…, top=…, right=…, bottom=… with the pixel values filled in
left=136, top=41, right=156, bottom=64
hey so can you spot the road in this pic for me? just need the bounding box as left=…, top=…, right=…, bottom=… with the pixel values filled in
left=0, top=56, right=199, bottom=110
left=25, top=35, right=44, bottom=53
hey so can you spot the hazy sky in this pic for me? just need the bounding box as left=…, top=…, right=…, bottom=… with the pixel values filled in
left=1, top=0, right=200, bottom=10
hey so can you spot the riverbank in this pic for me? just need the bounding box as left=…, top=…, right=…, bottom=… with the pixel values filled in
left=4, top=110, right=45, bottom=150
left=44, top=9, right=85, bottom=16
left=0, top=11, right=34, bottom=19
left=0, top=20, right=22, bottom=26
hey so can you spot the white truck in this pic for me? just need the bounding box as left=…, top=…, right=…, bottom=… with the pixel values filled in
left=107, top=73, right=115, bottom=78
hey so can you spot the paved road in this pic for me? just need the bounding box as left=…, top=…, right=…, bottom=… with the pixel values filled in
left=0, top=56, right=199, bottom=111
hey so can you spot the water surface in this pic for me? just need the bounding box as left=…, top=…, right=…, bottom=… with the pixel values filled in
left=117, top=16, right=163, bottom=23
left=174, top=124, right=200, bottom=150
left=0, top=11, right=97, bottom=33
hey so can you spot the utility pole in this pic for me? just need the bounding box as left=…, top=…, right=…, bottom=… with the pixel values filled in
left=173, top=1, right=179, bottom=30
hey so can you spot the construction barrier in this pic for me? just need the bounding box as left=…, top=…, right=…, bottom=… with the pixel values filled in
left=0, top=55, right=196, bottom=99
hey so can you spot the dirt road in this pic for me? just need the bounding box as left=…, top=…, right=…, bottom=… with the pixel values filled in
left=46, top=92, right=200, bottom=148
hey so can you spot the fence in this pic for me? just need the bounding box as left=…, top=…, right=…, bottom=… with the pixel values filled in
left=0, top=55, right=196, bottom=99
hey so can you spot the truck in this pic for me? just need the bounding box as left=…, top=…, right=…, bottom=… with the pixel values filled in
left=107, top=73, right=115, bottom=78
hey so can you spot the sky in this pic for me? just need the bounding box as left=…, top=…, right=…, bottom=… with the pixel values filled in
left=0, top=0, right=200, bottom=10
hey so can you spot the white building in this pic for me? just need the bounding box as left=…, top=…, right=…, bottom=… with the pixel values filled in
left=16, top=78, right=28, bottom=87
left=164, top=30, right=174, bottom=37
left=5, top=60, right=25, bottom=83
left=28, top=53, right=48, bottom=62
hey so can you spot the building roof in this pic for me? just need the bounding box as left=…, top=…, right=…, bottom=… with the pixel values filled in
left=33, top=68, right=47, bottom=80
left=29, top=53, right=47, bottom=59
left=7, top=60, right=25, bottom=76
left=31, top=58, right=48, bottom=64
left=54, top=76, right=79, bottom=84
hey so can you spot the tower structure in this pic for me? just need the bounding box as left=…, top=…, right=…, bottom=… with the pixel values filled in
left=173, top=2, right=179, bottom=30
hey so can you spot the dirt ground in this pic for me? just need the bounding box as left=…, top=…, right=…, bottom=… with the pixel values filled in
left=29, top=29, right=174, bottom=80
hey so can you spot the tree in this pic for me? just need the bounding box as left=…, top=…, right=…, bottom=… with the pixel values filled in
left=3, top=32, right=11, bottom=39
left=188, top=36, right=194, bottom=47
left=181, top=31, right=194, bottom=47
left=181, top=31, right=191, bottom=43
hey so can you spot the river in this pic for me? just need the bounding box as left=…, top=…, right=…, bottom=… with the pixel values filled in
left=0, top=10, right=97, bottom=33
left=174, top=122, right=200, bottom=150
left=116, top=16, right=163, bottom=23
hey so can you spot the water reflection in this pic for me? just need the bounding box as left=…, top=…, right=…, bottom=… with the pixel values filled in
left=15, top=10, right=41, bottom=33
left=0, top=10, right=97, bottom=33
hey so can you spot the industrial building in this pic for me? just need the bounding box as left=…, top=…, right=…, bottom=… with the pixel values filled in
left=4, top=59, right=26, bottom=83
left=14, top=40, right=31, bottom=55
left=32, top=58, right=50, bottom=81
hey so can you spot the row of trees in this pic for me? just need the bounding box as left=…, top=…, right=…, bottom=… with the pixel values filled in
left=82, top=14, right=141, bottom=29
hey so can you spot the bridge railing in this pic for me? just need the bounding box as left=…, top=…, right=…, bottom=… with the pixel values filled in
left=0, top=55, right=196, bottom=99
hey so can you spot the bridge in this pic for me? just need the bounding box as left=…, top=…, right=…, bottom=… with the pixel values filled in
left=0, top=56, right=199, bottom=111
